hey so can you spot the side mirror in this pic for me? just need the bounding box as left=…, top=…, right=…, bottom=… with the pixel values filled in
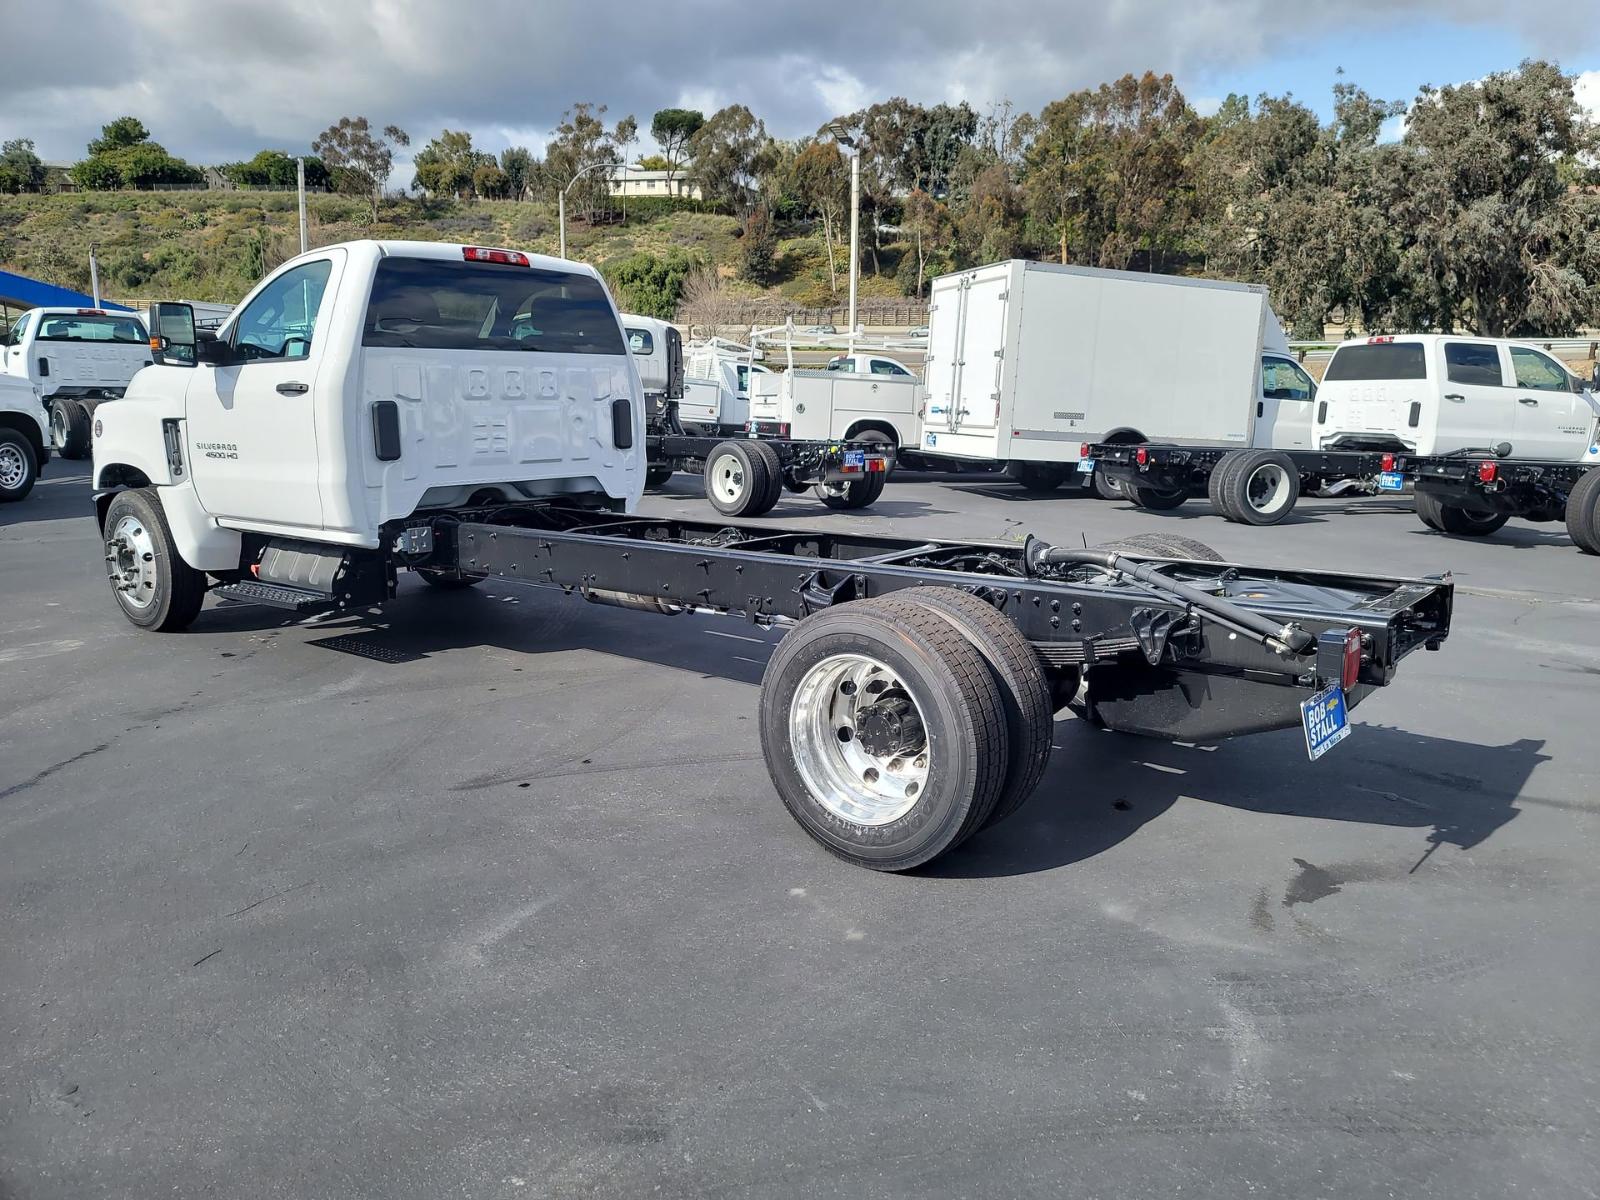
left=1590, top=362, right=1599, bottom=389
left=149, top=303, right=197, bottom=367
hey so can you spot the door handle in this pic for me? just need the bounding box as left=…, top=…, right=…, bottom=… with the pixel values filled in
left=1518, top=397, right=1538, bottom=406
left=276, top=381, right=309, bottom=395
left=1443, top=393, right=1465, bottom=401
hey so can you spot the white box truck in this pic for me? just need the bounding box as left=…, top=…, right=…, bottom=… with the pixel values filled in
left=917, top=260, right=1289, bottom=492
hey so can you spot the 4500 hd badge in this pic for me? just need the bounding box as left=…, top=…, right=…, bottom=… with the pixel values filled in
left=195, top=442, right=239, bottom=460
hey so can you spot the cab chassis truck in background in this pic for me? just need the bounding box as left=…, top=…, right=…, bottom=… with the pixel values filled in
left=91, top=244, right=1456, bottom=872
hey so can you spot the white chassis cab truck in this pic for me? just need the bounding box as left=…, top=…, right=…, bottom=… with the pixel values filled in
left=4, top=306, right=151, bottom=460
left=90, top=239, right=1457, bottom=871
left=0, top=371, right=49, bottom=501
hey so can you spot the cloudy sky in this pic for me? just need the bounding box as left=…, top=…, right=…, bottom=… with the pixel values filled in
left=1, top=0, right=1595, bottom=181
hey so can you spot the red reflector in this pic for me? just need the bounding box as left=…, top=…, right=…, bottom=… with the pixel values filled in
left=462, top=246, right=530, bottom=266
left=1080, top=442, right=1090, bottom=458
left=1381, top=453, right=1395, bottom=472
left=1477, top=460, right=1498, bottom=483
left=1342, top=628, right=1362, bottom=690
left=1135, top=447, right=1149, bottom=465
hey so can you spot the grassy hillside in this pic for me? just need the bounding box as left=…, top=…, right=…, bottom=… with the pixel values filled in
left=0, top=191, right=904, bottom=315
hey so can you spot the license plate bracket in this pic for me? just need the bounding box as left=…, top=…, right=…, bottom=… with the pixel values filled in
left=1301, top=684, right=1352, bottom=761
left=1377, top=471, right=1405, bottom=492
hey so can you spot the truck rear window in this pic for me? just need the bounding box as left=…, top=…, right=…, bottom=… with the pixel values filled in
left=363, top=257, right=624, bottom=355
left=1323, top=343, right=1427, bottom=382
left=35, top=314, right=147, bottom=343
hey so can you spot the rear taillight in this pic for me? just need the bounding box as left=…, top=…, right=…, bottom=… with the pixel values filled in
left=463, top=246, right=530, bottom=266
left=1342, top=628, right=1362, bottom=690
left=1367, top=335, right=1394, bottom=344
left=1477, top=460, right=1498, bottom=483
left=1080, top=442, right=1090, bottom=458
left=1381, top=453, right=1395, bottom=472
left=1135, top=447, right=1149, bottom=465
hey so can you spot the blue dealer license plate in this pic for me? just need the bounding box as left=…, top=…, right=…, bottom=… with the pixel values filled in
left=1077, top=458, right=1095, bottom=473
left=1301, top=684, right=1351, bottom=761
left=843, top=450, right=864, bottom=467
left=1377, top=471, right=1405, bottom=492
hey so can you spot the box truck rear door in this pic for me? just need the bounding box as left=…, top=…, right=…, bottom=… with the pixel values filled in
left=952, top=271, right=1008, bottom=435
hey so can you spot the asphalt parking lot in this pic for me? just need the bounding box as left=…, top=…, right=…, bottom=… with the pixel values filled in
left=3, top=464, right=1597, bottom=1199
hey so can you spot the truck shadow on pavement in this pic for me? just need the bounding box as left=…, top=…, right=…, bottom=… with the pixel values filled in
left=929, top=719, right=1545, bottom=879
left=201, top=583, right=1543, bottom=880
left=0, top=466, right=95, bottom=529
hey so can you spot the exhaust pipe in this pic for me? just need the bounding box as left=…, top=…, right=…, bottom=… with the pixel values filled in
left=580, top=587, right=686, bottom=615
left=1322, top=478, right=1366, bottom=496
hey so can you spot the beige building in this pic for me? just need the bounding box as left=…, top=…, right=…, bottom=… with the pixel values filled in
left=607, top=168, right=701, bottom=201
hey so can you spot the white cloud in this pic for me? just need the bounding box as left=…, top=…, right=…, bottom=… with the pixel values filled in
left=1575, top=70, right=1600, bottom=119
left=0, top=0, right=1592, bottom=169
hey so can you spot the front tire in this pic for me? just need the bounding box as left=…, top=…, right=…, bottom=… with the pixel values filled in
left=759, top=597, right=1010, bottom=871
left=102, top=489, right=206, bottom=631
left=1128, top=483, right=1187, bottom=511
left=1093, top=468, right=1124, bottom=501
left=51, top=398, right=91, bottom=460
left=0, top=429, right=38, bottom=502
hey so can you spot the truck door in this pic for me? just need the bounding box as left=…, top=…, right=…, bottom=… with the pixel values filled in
left=4, top=312, right=34, bottom=380
left=1508, top=346, right=1590, bottom=460
left=186, top=253, right=342, bottom=530
left=950, top=271, right=1008, bottom=435
left=1257, top=355, right=1315, bottom=449
left=1436, top=341, right=1511, bottom=454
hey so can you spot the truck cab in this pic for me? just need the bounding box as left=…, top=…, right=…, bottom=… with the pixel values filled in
left=1254, top=351, right=1319, bottom=449
left=826, top=353, right=916, bottom=378
left=4, top=306, right=151, bottom=459
left=1317, top=334, right=1600, bottom=461
left=92, top=240, right=643, bottom=626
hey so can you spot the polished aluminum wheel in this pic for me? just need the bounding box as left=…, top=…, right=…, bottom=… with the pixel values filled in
left=710, top=451, right=747, bottom=505
left=789, top=652, right=931, bottom=826
left=0, top=443, right=26, bottom=491
left=105, top=513, right=159, bottom=611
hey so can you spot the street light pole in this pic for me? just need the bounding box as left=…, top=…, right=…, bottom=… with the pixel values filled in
left=826, top=124, right=862, bottom=356
left=559, top=161, right=618, bottom=261
left=846, top=146, right=860, bottom=355
left=296, top=156, right=308, bottom=254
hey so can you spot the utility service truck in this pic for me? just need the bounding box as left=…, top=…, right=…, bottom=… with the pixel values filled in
left=1310, top=335, right=1600, bottom=552
left=632, top=325, right=893, bottom=515
left=4, top=306, right=151, bottom=460
left=0, top=371, right=48, bottom=502
left=90, top=240, right=1456, bottom=871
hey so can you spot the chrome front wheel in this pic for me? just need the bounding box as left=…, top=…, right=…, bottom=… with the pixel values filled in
left=105, top=512, right=159, bottom=611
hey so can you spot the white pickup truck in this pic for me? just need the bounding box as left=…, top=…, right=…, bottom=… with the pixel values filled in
left=4, top=306, right=151, bottom=459
left=88, top=238, right=1459, bottom=871
left=0, top=371, right=49, bottom=501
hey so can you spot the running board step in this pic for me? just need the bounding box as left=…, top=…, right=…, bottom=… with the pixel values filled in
left=212, top=581, right=338, bottom=613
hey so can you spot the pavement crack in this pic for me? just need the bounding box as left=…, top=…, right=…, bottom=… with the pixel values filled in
left=0, top=741, right=114, bottom=802
left=223, top=879, right=316, bottom=919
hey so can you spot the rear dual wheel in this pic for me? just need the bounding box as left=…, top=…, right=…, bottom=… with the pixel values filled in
left=1414, top=489, right=1509, bottom=537
left=815, top=471, right=886, bottom=510
left=51, top=398, right=92, bottom=460
left=760, top=591, right=1054, bottom=870
left=1565, top=467, right=1600, bottom=554
left=1214, top=449, right=1299, bottom=525
left=705, top=440, right=782, bottom=517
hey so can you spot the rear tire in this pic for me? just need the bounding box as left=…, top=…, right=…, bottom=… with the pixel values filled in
left=759, top=597, right=1010, bottom=871
left=51, top=398, right=91, bottom=460
left=704, top=441, right=772, bottom=517
left=1219, top=449, right=1299, bottom=525
left=1416, top=489, right=1509, bottom=537
left=102, top=488, right=206, bottom=631
left=0, top=429, right=38, bottom=502
left=1097, top=533, right=1224, bottom=562
left=1564, top=467, right=1600, bottom=554
left=1007, top=461, right=1070, bottom=493
left=1093, top=468, right=1125, bottom=501
left=876, top=587, right=1054, bottom=831
left=815, top=470, right=887, bottom=510
left=750, top=440, right=785, bottom=514
left=1128, top=483, right=1187, bottom=511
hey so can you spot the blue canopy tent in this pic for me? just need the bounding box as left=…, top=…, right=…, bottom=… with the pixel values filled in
left=0, top=269, right=134, bottom=327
